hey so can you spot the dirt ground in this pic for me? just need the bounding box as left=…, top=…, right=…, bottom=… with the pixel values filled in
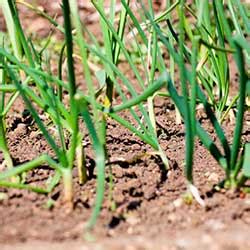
left=0, top=1, right=250, bottom=249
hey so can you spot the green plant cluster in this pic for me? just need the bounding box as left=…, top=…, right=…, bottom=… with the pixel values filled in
left=0, top=0, right=249, bottom=227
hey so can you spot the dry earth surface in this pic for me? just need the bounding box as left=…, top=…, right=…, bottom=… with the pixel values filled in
left=0, top=1, right=250, bottom=249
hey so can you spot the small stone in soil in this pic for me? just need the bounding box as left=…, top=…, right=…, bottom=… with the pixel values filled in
left=0, top=192, right=8, bottom=201
left=126, top=213, right=140, bottom=226
left=143, top=186, right=156, bottom=200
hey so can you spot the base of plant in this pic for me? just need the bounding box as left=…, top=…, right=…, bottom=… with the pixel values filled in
left=76, top=146, right=88, bottom=185
left=186, top=183, right=205, bottom=207
left=61, top=168, right=74, bottom=212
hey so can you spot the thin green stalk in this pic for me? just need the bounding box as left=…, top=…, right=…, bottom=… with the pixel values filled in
left=190, top=36, right=199, bottom=136
left=0, top=85, right=16, bottom=92
left=105, top=0, right=129, bottom=110
left=96, top=0, right=114, bottom=111
left=232, top=154, right=243, bottom=180
left=212, top=0, right=229, bottom=116
left=46, top=171, right=61, bottom=193
left=230, top=41, right=247, bottom=170
left=0, top=181, right=48, bottom=193
left=16, top=0, right=60, bottom=28
left=0, top=56, right=14, bottom=170
left=147, top=1, right=158, bottom=134
left=62, top=0, right=79, bottom=170
left=0, top=116, right=13, bottom=170
left=0, top=154, right=60, bottom=181
left=78, top=99, right=105, bottom=229
left=68, top=0, right=96, bottom=185
left=213, top=0, right=234, bottom=48
left=57, top=42, right=66, bottom=101
left=219, top=94, right=239, bottom=123
left=0, top=1, right=22, bottom=59
left=69, top=0, right=98, bottom=121
left=228, top=0, right=244, bottom=37
left=50, top=88, right=67, bottom=156
left=234, top=0, right=250, bottom=33
left=154, top=0, right=180, bottom=23
left=196, top=0, right=211, bottom=36
left=62, top=0, right=76, bottom=103
left=2, top=91, right=19, bottom=116
left=121, top=0, right=148, bottom=44
left=178, top=0, right=194, bottom=183
left=7, top=0, right=34, bottom=67
left=113, top=0, right=129, bottom=66
left=166, top=7, right=181, bottom=124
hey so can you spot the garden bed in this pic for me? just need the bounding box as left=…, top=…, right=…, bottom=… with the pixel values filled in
left=1, top=98, right=250, bottom=249
left=0, top=1, right=250, bottom=249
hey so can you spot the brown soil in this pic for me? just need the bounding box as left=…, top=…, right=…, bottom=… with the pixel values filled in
left=0, top=1, right=250, bottom=249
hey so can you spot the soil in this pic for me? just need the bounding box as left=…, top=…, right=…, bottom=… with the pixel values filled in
left=0, top=1, right=250, bottom=250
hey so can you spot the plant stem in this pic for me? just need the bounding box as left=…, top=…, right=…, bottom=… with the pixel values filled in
left=69, top=0, right=98, bottom=121
left=179, top=0, right=194, bottom=183
left=0, top=56, right=13, bottom=170
left=76, top=132, right=87, bottom=184
left=7, top=0, right=34, bottom=66
left=230, top=42, right=247, bottom=170
left=0, top=1, right=22, bottom=60
left=0, top=116, right=13, bottom=170
left=61, top=168, right=73, bottom=210
left=0, top=154, right=60, bottom=181
left=62, top=0, right=79, bottom=169
left=0, top=181, right=48, bottom=193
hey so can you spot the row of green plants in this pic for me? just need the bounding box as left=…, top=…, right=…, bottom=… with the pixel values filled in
left=0, top=0, right=249, bottom=227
